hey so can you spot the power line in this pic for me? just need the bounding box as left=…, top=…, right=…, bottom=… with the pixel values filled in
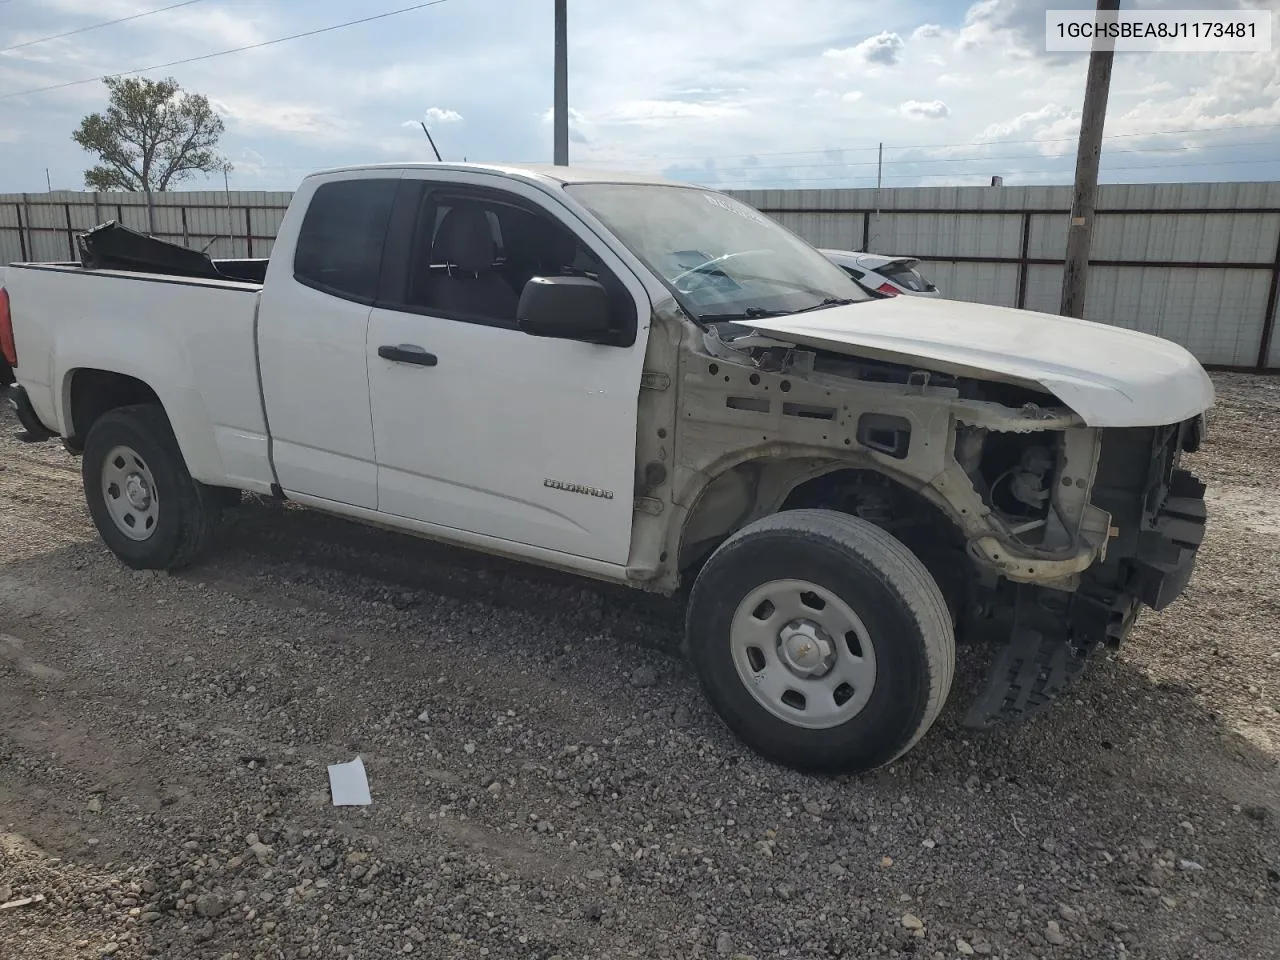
left=0, top=0, right=454, bottom=101
left=717, top=159, right=1277, bottom=187
left=647, top=139, right=1280, bottom=178
left=580, top=121, right=1280, bottom=170
left=899, top=156, right=1280, bottom=178
left=227, top=139, right=1280, bottom=178
left=0, top=0, right=209, bottom=53
left=708, top=156, right=1280, bottom=188
left=890, top=139, right=1280, bottom=167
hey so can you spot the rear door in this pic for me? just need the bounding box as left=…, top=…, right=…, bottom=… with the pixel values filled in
left=257, top=173, right=400, bottom=508
left=365, top=173, right=650, bottom=564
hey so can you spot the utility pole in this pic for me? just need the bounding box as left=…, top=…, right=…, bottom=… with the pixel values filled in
left=1060, top=0, right=1120, bottom=319
left=553, top=0, right=568, bottom=165
left=45, top=168, right=52, bottom=192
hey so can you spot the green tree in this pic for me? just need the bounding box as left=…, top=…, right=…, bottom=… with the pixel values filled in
left=72, top=76, right=229, bottom=232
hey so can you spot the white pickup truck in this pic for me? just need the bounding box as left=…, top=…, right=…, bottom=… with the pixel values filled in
left=2, top=162, right=1213, bottom=773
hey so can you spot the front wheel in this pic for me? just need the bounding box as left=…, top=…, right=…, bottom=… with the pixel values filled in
left=686, top=509, right=955, bottom=773
left=82, top=404, right=219, bottom=570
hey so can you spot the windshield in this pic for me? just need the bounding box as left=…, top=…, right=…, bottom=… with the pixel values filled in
left=565, top=183, right=869, bottom=324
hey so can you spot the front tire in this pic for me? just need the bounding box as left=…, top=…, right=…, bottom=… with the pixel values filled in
left=686, top=509, right=955, bottom=773
left=82, top=404, right=219, bottom=571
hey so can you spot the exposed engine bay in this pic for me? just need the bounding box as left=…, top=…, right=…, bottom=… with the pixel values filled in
left=635, top=317, right=1208, bottom=730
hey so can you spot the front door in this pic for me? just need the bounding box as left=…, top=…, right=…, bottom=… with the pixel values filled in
left=365, top=175, right=651, bottom=565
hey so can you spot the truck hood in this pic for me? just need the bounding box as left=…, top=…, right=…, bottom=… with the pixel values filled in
left=741, top=296, right=1215, bottom=428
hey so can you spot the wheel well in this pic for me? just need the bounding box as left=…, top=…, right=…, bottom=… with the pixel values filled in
left=66, top=370, right=163, bottom=452
left=783, top=468, right=972, bottom=623
left=781, top=467, right=953, bottom=530
left=677, top=463, right=972, bottom=621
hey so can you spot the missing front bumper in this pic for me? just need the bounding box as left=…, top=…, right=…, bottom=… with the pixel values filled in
left=1129, top=469, right=1207, bottom=611
left=959, top=583, right=1118, bottom=729
left=962, top=466, right=1206, bottom=730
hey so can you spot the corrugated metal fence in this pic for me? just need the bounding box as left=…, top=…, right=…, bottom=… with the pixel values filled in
left=3, top=181, right=1278, bottom=369
left=727, top=181, right=1280, bottom=370
left=0, top=190, right=292, bottom=264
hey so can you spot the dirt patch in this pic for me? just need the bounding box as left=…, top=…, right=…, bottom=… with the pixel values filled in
left=1, top=376, right=1278, bottom=960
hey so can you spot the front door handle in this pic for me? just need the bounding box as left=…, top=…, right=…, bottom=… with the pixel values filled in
left=378, top=344, right=438, bottom=367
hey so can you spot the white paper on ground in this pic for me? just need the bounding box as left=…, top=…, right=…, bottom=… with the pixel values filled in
left=327, top=756, right=372, bottom=806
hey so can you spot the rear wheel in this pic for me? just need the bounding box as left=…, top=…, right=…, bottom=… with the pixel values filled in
left=82, top=404, right=219, bottom=570
left=686, top=509, right=955, bottom=773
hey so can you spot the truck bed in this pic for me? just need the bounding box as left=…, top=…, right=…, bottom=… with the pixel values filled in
left=8, top=260, right=266, bottom=291
left=3, top=259, right=274, bottom=495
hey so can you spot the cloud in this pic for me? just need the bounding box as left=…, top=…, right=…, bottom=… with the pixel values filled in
left=3, top=0, right=1280, bottom=192
left=228, top=147, right=267, bottom=179
left=859, top=31, right=906, bottom=65
left=827, top=31, right=906, bottom=67
left=593, top=100, right=749, bottom=124
left=956, top=0, right=1104, bottom=61
left=538, top=106, right=591, bottom=144
left=39, top=0, right=268, bottom=48
left=900, top=99, right=951, bottom=120
left=424, top=106, right=463, bottom=124
left=539, top=107, right=587, bottom=123
left=977, top=103, right=1068, bottom=140
left=1104, top=47, right=1280, bottom=140
left=211, top=96, right=349, bottom=143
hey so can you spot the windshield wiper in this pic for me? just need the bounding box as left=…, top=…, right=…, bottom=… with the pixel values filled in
left=790, top=297, right=858, bottom=314
left=700, top=298, right=857, bottom=323
left=698, top=306, right=789, bottom=322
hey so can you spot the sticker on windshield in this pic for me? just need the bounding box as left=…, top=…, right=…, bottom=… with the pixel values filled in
left=702, top=193, right=770, bottom=225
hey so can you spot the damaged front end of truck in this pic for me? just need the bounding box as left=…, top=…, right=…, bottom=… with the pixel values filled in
left=635, top=301, right=1210, bottom=731
left=957, top=412, right=1207, bottom=728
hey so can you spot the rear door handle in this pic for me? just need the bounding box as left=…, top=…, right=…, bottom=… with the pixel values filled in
left=378, top=344, right=438, bottom=367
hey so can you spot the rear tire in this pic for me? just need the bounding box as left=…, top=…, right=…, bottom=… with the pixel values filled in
left=82, top=404, right=219, bottom=571
left=686, top=509, right=955, bottom=773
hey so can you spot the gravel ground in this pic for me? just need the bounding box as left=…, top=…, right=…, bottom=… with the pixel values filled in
left=1, top=373, right=1278, bottom=960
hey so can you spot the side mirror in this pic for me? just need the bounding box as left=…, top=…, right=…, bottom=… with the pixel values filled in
left=517, top=275, right=615, bottom=343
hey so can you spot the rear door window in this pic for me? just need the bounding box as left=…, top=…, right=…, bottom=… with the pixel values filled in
left=293, top=179, right=399, bottom=304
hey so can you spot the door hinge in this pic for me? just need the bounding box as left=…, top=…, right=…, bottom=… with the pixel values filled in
left=640, top=371, right=671, bottom=391
left=633, top=496, right=664, bottom=515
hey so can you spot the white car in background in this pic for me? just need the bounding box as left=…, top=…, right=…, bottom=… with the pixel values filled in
left=819, top=248, right=940, bottom=298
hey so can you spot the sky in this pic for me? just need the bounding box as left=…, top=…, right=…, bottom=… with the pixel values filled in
left=0, top=0, right=1278, bottom=194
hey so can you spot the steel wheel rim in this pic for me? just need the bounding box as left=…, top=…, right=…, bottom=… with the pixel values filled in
left=101, top=444, right=159, bottom=542
left=729, top=578, right=877, bottom=729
